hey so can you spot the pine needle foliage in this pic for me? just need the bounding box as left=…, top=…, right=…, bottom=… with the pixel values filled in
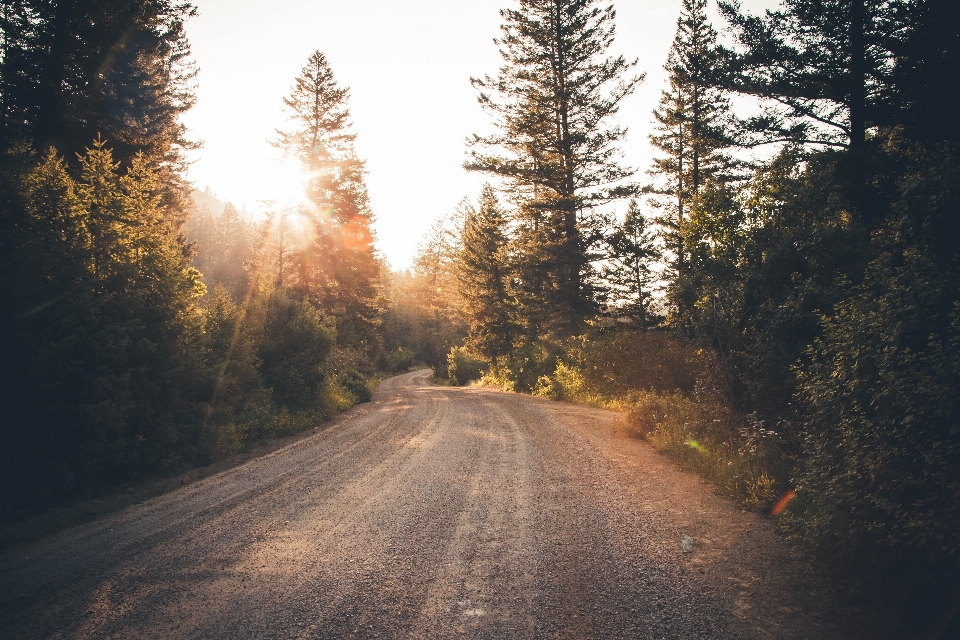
left=467, top=0, right=642, bottom=335
left=457, top=184, right=520, bottom=362
left=648, top=0, right=737, bottom=323
left=275, top=51, right=382, bottom=354
left=0, top=0, right=199, bottom=227
left=604, top=199, right=659, bottom=326
left=718, top=0, right=900, bottom=151
left=274, top=51, right=354, bottom=171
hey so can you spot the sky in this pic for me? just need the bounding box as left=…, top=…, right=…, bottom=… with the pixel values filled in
left=181, top=0, right=778, bottom=270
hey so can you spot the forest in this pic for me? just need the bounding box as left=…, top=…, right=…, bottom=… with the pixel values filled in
left=1, top=0, right=957, bottom=629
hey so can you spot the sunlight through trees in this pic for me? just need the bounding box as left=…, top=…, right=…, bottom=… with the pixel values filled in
left=1, top=1, right=958, bottom=631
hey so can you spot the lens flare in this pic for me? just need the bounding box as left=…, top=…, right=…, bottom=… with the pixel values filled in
left=771, top=489, right=796, bottom=516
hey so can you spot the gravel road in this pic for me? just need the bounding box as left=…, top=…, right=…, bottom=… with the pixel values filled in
left=0, top=370, right=859, bottom=639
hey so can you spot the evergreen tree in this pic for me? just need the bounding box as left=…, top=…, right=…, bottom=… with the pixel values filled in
left=715, top=0, right=960, bottom=244
left=458, top=184, right=519, bottom=362
left=257, top=288, right=335, bottom=410
left=202, top=282, right=264, bottom=420
left=403, top=208, right=468, bottom=374
left=188, top=202, right=254, bottom=299
left=887, top=0, right=960, bottom=149
left=0, top=140, right=207, bottom=508
left=185, top=201, right=215, bottom=268
left=274, top=51, right=353, bottom=172
left=718, top=0, right=898, bottom=152
left=649, top=0, right=736, bottom=325
left=412, top=204, right=466, bottom=314
left=0, top=0, right=198, bottom=227
left=604, top=199, right=659, bottom=326
left=467, top=0, right=642, bottom=336
left=275, top=51, right=382, bottom=354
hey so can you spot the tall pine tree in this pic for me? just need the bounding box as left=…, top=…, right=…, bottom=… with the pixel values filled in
left=604, top=199, right=659, bottom=327
left=1, top=140, right=206, bottom=509
left=0, top=0, right=198, bottom=227
left=275, top=51, right=382, bottom=355
left=458, top=184, right=519, bottom=363
left=718, top=0, right=898, bottom=153
left=648, top=0, right=735, bottom=326
left=467, top=0, right=642, bottom=336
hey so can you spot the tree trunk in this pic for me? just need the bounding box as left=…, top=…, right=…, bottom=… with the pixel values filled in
left=848, top=0, right=866, bottom=151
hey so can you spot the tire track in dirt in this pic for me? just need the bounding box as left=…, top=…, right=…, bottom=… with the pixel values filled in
left=0, top=370, right=860, bottom=639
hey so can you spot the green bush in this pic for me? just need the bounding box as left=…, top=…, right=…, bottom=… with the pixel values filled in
left=551, top=327, right=789, bottom=510
left=385, top=346, right=414, bottom=373
left=785, top=250, right=960, bottom=596
left=475, top=342, right=558, bottom=392
left=257, top=290, right=335, bottom=410
left=620, top=390, right=786, bottom=510
left=337, top=369, right=372, bottom=403
left=535, top=362, right=587, bottom=401
left=447, top=346, right=485, bottom=386
left=572, top=329, right=726, bottom=398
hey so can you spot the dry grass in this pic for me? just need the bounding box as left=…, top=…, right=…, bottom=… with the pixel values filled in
left=619, top=391, right=785, bottom=510
left=535, top=329, right=790, bottom=511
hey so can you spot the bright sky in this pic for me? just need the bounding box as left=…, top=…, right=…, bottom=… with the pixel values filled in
left=181, top=0, right=778, bottom=270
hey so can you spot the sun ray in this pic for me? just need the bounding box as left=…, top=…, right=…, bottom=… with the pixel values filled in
left=259, top=159, right=310, bottom=206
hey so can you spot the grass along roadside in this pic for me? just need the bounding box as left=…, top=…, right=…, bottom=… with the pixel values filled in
left=474, top=330, right=792, bottom=514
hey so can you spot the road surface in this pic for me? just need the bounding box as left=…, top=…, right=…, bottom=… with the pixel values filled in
left=0, top=370, right=855, bottom=639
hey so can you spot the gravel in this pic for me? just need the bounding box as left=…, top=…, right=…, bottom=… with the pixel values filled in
left=0, top=370, right=863, bottom=639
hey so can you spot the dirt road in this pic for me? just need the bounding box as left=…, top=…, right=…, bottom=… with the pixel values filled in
left=0, top=370, right=857, bottom=639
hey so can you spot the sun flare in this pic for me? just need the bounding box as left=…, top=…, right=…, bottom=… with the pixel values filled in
left=260, top=160, right=310, bottom=205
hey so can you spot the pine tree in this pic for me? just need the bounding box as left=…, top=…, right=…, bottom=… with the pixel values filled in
left=275, top=51, right=353, bottom=172
left=412, top=211, right=463, bottom=315
left=257, top=288, right=335, bottom=410
left=467, top=0, right=642, bottom=336
left=0, top=139, right=207, bottom=506
left=887, top=0, right=960, bottom=149
left=4, top=147, right=90, bottom=318
left=718, top=0, right=899, bottom=152
left=0, top=0, right=198, bottom=227
left=458, top=184, right=520, bottom=362
left=275, top=51, right=382, bottom=354
left=604, top=199, right=659, bottom=326
left=649, top=0, right=735, bottom=321
left=375, top=220, right=456, bottom=377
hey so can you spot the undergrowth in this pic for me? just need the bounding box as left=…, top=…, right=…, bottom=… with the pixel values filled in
left=524, top=329, right=790, bottom=511
left=198, top=373, right=372, bottom=462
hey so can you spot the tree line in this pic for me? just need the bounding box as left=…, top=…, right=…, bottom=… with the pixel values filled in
left=451, top=0, right=958, bottom=625
left=0, top=2, right=392, bottom=517
left=1, top=0, right=956, bottom=626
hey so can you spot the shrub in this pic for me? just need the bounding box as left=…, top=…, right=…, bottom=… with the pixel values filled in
left=784, top=251, right=960, bottom=603
left=476, top=342, right=559, bottom=392
left=621, top=390, right=786, bottom=510
left=385, top=346, right=414, bottom=373
left=535, top=362, right=587, bottom=401
left=447, top=346, right=485, bottom=386
left=573, top=328, right=727, bottom=399
left=478, top=364, right=516, bottom=392
left=337, top=369, right=372, bottom=403
left=257, top=291, right=335, bottom=410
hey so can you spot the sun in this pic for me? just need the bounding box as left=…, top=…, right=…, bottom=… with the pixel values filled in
left=260, top=159, right=309, bottom=205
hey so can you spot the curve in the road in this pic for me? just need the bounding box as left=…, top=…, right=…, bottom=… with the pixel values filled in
left=0, top=370, right=854, bottom=639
